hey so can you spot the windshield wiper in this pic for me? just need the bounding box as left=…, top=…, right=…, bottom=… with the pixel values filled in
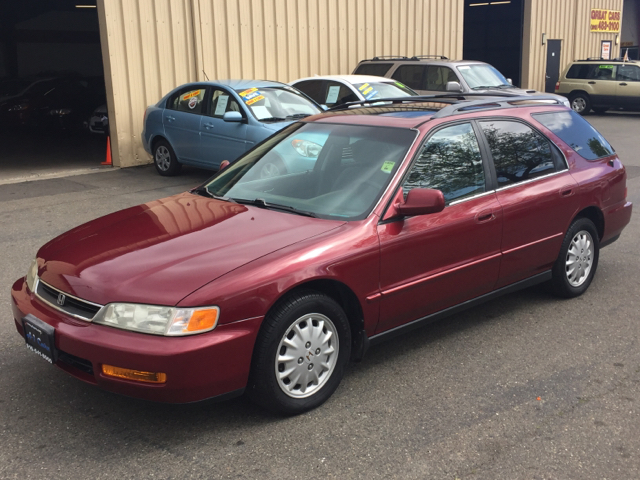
left=285, top=113, right=311, bottom=120
left=232, top=198, right=317, bottom=217
left=471, top=85, right=502, bottom=90
left=259, top=117, right=287, bottom=122
left=191, top=186, right=235, bottom=202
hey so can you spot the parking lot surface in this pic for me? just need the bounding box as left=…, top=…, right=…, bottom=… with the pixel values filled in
left=1, top=113, right=639, bottom=479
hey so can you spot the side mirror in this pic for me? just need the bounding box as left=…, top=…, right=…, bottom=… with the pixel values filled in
left=446, top=81, right=463, bottom=92
left=222, top=111, right=243, bottom=123
left=396, top=188, right=445, bottom=216
left=507, top=78, right=513, bottom=85
left=219, top=160, right=230, bottom=171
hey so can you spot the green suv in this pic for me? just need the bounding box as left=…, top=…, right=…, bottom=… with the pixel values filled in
left=555, top=59, right=640, bottom=115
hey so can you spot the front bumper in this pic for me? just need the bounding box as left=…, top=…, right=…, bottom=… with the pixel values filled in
left=11, top=278, right=262, bottom=403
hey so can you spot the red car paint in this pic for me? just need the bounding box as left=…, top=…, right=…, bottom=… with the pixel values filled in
left=11, top=102, right=632, bottom=403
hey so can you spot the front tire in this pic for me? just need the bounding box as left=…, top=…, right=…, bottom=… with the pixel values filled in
left=549, top=217, right=599, bottom=298
left=570, top=93, right=591, bottom=115
left=247, top=291, right=351, bottom=415
left=153, top=139, right=181, bottom=176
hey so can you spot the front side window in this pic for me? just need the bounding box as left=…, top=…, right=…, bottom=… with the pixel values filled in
left=403, top=123, right=485, bottom=203
left=236, top=86, right=321, bottom=122
left=425, top=66, right=459, bottom=91
left=209, top=89, right=241, bottom=118
left=202, top=123, right=416, bottom=220
left=617, top=65, right=640, bottom=81
left=533, top=110, right=614, bottom=160
left=479, top=120, right=556, bottom=187
left=391, top=65, right=427, bottom=90
left=169, top=87, right=206, bottom=114
left=324, top=81, right=359, bottom=106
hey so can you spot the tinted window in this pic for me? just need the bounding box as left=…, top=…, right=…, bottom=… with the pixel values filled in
left=425, top=66, right=459, bottom=91
left=293, top=80, right=325, bottom=104
left=209, top=89, right=241, bottom=118
left=353, top=63, right=393, bottom=77
left=480, top=120, right=556, bottom=187
left=533, top=110, right=614, bottom=160
left=391, top=65, right=426, bottom=90
left=403, top=123, right=485, bottom=203
left=617, top=65, right=640, bottom=81
left=587, top=64, right=617, bottom=80
left=324, top=81, right=358, bottom=106
left=169, top=88, right=206, bottom=114
left=566, top=64, right=592, bottom=79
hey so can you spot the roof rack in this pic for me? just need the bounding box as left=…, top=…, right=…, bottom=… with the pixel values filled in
left=325, top=93, right=566, bottom=118
left=365, top=55, right=448, bottom=62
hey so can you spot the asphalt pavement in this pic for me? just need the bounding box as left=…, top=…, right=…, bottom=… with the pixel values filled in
left=0, top=112, right=639, bottom=479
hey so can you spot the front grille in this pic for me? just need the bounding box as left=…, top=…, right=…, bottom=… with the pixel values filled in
left=58, top=350, right=94, bottom=375
left=36, top=280, right=102, bottom=321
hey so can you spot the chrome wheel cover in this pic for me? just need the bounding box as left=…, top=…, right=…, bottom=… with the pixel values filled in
left=155, top=146, right=171, bottom=171
left=565, top=230, right=594, bottom=287
left=260, top=162, right=281, bottom=178
left=571, top=97, right=587, bottom=113
left=275, top=313, right=339, bottom=399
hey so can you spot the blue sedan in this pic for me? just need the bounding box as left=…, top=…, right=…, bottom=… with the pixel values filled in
left=142, top=80, right=323, bottom=176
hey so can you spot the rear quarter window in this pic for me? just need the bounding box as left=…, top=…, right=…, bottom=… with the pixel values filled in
left=566, top=64, right=591, bottom=79
left=533, top=110, right=614, bottom=160
left=353, top=63, right=393, bottom=77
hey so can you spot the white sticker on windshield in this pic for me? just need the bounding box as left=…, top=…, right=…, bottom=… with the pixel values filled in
left=252, top=105, right=271, bottom=119
left=326, top=85, right=341, bottom=104
left=458, top=66, right=471, bottom=70
left=214, top=95, right=229, bottom=115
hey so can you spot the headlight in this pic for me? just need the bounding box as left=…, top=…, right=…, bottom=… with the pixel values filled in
left=26, top=258, right=38, bottom=293
left=292, top=139, right=322, bottom=157
left=8, top=103, right=29, bottom=112
left=93, top=303, right=219, bottom=336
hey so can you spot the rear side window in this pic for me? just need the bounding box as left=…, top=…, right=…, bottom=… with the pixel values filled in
left=169, top=88, right=206, bottom=114
left=479, top=120, right=557, bottom=188
left=293, top=80, right=325, bottom=105
left=353, top=63, right=393, bottom=77
left=533, top=110, right=614, bottom=160
left=392, top=65, right=426, bottom=90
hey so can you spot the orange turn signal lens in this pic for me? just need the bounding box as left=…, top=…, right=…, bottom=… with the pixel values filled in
left=185, top=308, right=219, bottom=332
left=102, top=364, right=167, bottom=384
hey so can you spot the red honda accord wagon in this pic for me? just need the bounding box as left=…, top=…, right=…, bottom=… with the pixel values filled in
left=11, top=96, right=632, bottom=414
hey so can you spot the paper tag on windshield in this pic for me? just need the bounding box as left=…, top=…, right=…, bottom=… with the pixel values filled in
left=381, top=161, right=395, bottom=173
left=326, top=85, right=340, bottom=104
left=214, top=95, right=229, bottom=115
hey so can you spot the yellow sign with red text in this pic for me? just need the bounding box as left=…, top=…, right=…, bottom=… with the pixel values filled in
left=590, top=9, right=621, bottom=33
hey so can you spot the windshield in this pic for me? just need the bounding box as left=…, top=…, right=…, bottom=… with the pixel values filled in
left=236, top=86, right=322, bottom=121
left=456, top=64, right=510, bottom=89
left=352, top=81, right=418, bottom=100
left=202, top=122, right=416, bottom=220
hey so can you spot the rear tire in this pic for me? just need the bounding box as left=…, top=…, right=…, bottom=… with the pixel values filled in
left=570, top=93, right=591, bottom=115
left=247, top=290, right=351, bottom=415
left=153, top=139, right=181, bottom=176
left=549, top=217, right=599, bottom=298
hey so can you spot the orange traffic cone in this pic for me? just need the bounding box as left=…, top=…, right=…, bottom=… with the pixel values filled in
left=101, top=136, right=112, bottom=166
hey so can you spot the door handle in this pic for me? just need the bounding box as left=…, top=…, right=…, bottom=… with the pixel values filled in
left=559, top=185, right=574, bottom=197
left=619, top=83, right=627, bottom=86
left=203, top=122, right=215, bottom=129
left=588, top=81, right=596, bottom=84
left=166, top=115, right=175, bottom=122
left=475, top=210, right=495, bottom=223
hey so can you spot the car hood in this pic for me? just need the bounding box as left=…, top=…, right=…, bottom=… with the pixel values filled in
left=37, top=192, right=344, bottom=306
left=472, top=87, right=569, bottom=104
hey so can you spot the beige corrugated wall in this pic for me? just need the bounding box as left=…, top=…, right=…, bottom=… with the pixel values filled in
left=522, top=0, right=624, bottom=91
left=98, top=0, right=463, bottom=168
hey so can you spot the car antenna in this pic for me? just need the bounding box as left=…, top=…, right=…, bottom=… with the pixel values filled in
left=203, top=70, right=210, bottom=81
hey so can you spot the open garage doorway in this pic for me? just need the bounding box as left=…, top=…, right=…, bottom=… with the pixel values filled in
left=0, top=0, right=109, bottom=184
left=463, top=0, right=525, bottom=88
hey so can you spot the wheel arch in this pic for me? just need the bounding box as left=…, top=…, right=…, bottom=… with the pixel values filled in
left=575, top=206, right=605, bottom=241
left=151, top=134, right=171, bottom=153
